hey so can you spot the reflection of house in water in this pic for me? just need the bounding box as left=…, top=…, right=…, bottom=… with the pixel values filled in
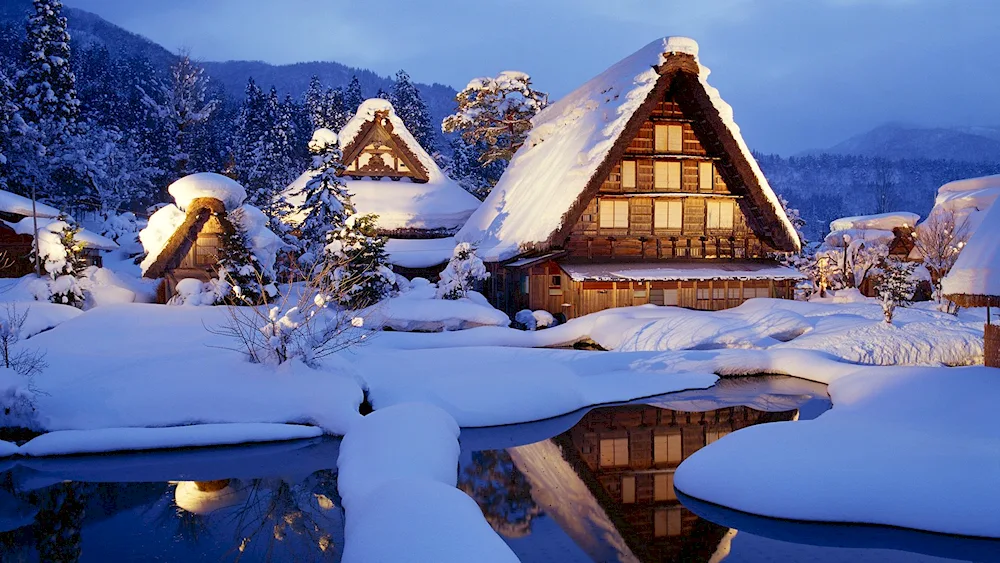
left=561, top=404, right=797, bottom=561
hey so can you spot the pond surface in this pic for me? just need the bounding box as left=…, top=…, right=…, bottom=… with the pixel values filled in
left=458, top=375, right=1000, bottom=563
left=1, top=376, right=997, bottom=562
left=0, top=438, right=344, bottom=562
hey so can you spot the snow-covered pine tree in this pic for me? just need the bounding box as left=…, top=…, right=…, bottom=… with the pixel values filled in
left=78, top=123, right=159, bottom=214
left=33, top=216, right=88, bottom=307
left=234, top=78, right=268, bottom=191
left=444, top=136, right=504, bottom=200
left=325, top=86, right=350, bottom=131
left=343, top=75, right=364, bottom=117
left=442, top=71, right=548, bottom=173
left=328, top=213, right=395, bottom=309
left=298, top=128, right=354, bottom=268
left=375, top=88, right=391, bottom=101
left=876, top=257, right=916, bottom=324
left=139, top=51, right=218, bottom=180
left=305, top=75, right=325, bottom=129
left=436, top=242, right=489, bottom=300
left=16, top=0, right=81, bottom=139
left=391, top=69, right=436, bottom=152
left=215, top=209, right=276, bottom=305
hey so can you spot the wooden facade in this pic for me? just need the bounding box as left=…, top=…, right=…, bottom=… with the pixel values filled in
left=484, top=82, right=800, bottom=318
left=341, top=109, right=429, bottom=183
left=0, top=223, right=36, bottom=278
left=557, top=403, right=797, bottom=561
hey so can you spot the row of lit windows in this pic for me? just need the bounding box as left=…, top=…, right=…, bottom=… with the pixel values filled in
left=648, top=286, right=770, bottom=306
left=620, top=160, right=715, bottom=192
left=598, top=198, right=736, bottom=230
left=621, top=472, right=677, bottom=504
left=599, top=433, right=683, bottom=468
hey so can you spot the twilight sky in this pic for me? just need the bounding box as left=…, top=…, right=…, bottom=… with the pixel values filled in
left=65, top=0, right=1000, bottom=155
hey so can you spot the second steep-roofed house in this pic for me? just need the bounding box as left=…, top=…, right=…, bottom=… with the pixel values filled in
left=282, top=99, right=482, bottom=278
left=457, top=37, right=803, bottom=318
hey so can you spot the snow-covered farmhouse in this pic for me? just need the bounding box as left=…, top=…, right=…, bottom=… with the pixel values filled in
left=457, top=37, right=802, bottom=318
left=140, top=173, right=281, bottom=303
left=0, top=189, right=116, bottom=277
left=942, top=200, right=1000, bottom=367
left=283, top=99, right=481, bottom=277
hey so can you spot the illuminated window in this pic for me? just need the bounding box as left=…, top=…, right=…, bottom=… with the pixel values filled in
left=656, top=124, right=684, bottom=153
left=654, top=508, right=684, bottom=537
left=654, top=200, right=683, bottom=230
left=707, top=200, right=734, bottom=229
left=654, top=473, right=676, bottom=501
left=621, top=160, right=637, bottom=189
left=600, top=437, right=630, bottom=467
left=599, top=199, right=629, bottom=229
left=653, top=433, right=683, bottom=463
left=699, top=162, right=714, bottom=192
left=706, top=430, right=729, bottom=444
left=654, top=161, right=681, bottom=190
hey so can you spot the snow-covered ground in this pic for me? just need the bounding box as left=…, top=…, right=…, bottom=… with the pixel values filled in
left=674, top=365, right=1000, bottom=538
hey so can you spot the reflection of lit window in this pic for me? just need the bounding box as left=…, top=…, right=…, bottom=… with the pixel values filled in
left=653, top=473, right=676, bottom=501
left=600, top=437, right=629, bottom=467
left=622, top=475, right=636, bottom=504
left=706, top=430, right=729, bottom=444
left=653, top=433, right=682, bottom=464
left=654, top=508, right=684, bottom=537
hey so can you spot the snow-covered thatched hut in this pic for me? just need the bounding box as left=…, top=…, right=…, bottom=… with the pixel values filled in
left=456, top=37, right=802, bottom=317
left=140, top=173, right=281, bottom=303
left=942, top=201, right=1000, bottom=366
left=281, top=99, right=481, bottom=278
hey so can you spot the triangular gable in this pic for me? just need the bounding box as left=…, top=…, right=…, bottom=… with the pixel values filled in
left=339, top=107, right=429, bottom=183
left=142, top=197, right=232, bottom=279
left=457, top=37, right=800, bottom=261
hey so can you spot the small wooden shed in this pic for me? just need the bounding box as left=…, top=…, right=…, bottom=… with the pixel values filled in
left=142, top=197, right=234, bottom=303
left=942, top=203, right=1000, bottom=367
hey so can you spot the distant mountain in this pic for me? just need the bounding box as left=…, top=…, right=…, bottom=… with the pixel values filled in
left=1, top=1, right=457, bottom=148
left=800, top=123, right=1000, bottom=163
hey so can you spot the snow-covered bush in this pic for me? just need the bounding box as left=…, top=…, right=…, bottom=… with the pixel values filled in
left=31, top=216, right=88, bottom=307
left=876, top=258, right=917, bottom=324
left=99, top=211, right=144, bottom=256
left=514, top=309, right=557, bottom=331
left=533, top=310, right=556, bottom=329
left=0, top=305, right=45, bottom=429
left=912, top=209, right=970, bottom=311
left=328, top=214, right=396, bottom=310
left=437, top=242, right=489, bottom=300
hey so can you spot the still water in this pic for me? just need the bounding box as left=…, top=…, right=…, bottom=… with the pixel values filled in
left=1, top=376, right=998, bottom=562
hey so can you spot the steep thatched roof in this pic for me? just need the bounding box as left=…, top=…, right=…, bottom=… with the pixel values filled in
left=339, top=99, right=429, bottom=182
left=142, top=197, right=232, bottom=279
left=457, top=37, right=800, bottom=262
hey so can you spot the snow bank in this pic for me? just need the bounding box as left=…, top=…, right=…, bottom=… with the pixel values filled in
left=385, top=236, right=456, bottom=269
left=338, top=403, right=518, bottom=563
left=15, top=423, right=322, bottom=457
left=829, top=211, right=919, bottom=233
left=675, top=366, right=1000, bottom=537
left=458, top=36, right=798, bottom=261
left=353, top=346, right=717, bottom=426
left=360, top=278, right=509, bottom=331
left=941, top=198, right=1000, bottom=298
left=25, top=304, right=364, bottom=436
left=167, top=172, right=247, bottom=211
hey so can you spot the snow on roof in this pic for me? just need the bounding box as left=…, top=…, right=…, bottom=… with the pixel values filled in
left=168, top=172, right=248, bottom=212
left=0, top=190, right=60, bottom=218
left=559, top=261, right=805, bottom=282
left=457, top=36, right=799, bottom=262
left=924, top=173, right=1000, bottom=238
left=941, top=199, right=1000, bottom=299
left=281, top=103, right=480, bottom=233
left=384, top=237, right=456, bottom=269
left=822, top=228, right=896, bottom=248
left=9, top=217, right=118, bottom=251
left=830, top=211, right=919, bottom=233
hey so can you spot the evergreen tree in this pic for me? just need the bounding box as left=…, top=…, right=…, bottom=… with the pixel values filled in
left=16, top=0, right=81, bottom=138
left=442, top=70, right=547, bottom=170
left=876, top=257, right=917, bottom=324
left=297, top=128, right=354, bottom=267
left=304, top=75, right=325, bottom=129
left=329, top=213, right=395, bottom=309
left=390, top=69, right=435, bottom=152
left=215, top=208, right=276, bottom=305
left=343, top=75, right=364, bottom=118
left=325, top=86, right=350, bottom=131
left=139, top=51, right=218, bottom=180
left=32, top=216, right=88, bottom=307
left=375, top=88, right=391, bottom=101
left=75, top=44, right=117, bottom=125
left=436, top=242, right=489, bottom=299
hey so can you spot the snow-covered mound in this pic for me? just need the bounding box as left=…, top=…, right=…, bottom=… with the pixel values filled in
left=281, top=100, right=480, bottom=233
left=457, top=36, right=798, bottom=261
left=675, top=366, right=1000, bottom=538
left=941, top=199, right=1000, bottom=298
left=384, top=237, right=457, bottom=269
left=167, top=172, right=247, bottom=211
left=360, top=278, right=509, bottom=332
